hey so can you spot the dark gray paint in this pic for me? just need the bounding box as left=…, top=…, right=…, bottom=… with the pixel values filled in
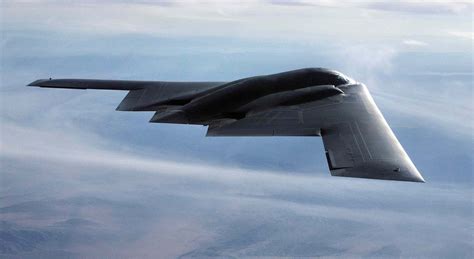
left=28, top=68, right=424, bottom=182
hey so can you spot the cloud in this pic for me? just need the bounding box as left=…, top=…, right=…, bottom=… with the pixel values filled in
left=337, top=45, right=397, bottom=87
left=449, top=31, right=474, bottom=40
left=373, top=88, right=474, bottom=137
left=0, top=121, right=284, bottom=183
left=267, top=0, right=473, bottom=15
left=335, top=44, right=473, bottom=137
left=268, top=0, right=349, bottom=7
left=0, top=109, right=470, bottom=210
left=2, top=0, right=470, bottom=49
left=365, top=0, right=473, bottom=15
left=402, top=39, right=428, bottom=46
left=1, top=118, right=472, bottom=257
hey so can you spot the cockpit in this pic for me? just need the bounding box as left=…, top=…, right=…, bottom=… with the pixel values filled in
left=305, top=67, right=355, bottom=86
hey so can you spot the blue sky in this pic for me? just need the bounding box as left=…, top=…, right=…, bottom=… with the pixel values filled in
left=0, top=1, right=473, bottom=258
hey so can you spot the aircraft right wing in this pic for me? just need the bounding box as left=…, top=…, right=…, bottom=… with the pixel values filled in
left=207, top=84, right=424, bottom=182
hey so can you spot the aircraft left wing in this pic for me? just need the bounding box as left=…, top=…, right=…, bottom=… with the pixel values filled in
left=28, top=79, right=224, bottom=111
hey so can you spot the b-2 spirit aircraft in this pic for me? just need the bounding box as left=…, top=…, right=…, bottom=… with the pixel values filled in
left=29, top=68, right=425, bottom=182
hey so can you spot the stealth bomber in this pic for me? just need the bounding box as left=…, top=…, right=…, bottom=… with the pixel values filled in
left=28, top=68, right=425, bottom=182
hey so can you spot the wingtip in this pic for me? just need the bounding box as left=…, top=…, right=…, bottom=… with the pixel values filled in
left=409, top=168, right=425, bottom=183
left=27, top=79, right=49, bottom=87
left=414, top=174, right=426, bottom=183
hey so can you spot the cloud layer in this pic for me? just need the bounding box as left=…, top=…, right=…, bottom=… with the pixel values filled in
left=1, top=118, right=472, bottom=257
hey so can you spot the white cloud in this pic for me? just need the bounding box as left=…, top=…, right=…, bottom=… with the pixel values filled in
left=402, top=39, right=428, bottom=46
left=449, top=31, right=474, bottom=40
left=373, top=88, right=474, bottom=137
left=268, top=0, right=473, bottom=15
left=364, top=0, right=473, bottom=14
left=0, top=118, right=467, bottom=204
left=1, top=0, right=470, bottom=51
left=334, top=44, right=473, bottom=137
left=0, top=120, right=318, bottom=189
left=337, top=45, right=397, bottom=87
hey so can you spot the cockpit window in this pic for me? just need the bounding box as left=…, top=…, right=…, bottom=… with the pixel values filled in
left=333, top=72, right=354, bottom=85
left=304, top=68, right=354, bottom=87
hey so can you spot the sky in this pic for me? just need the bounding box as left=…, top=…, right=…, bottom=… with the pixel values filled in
left=0, top=0, right=473, bottom=258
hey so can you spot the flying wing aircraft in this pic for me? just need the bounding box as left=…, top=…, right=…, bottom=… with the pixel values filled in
left=28, top=68, right=425, bottom=182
